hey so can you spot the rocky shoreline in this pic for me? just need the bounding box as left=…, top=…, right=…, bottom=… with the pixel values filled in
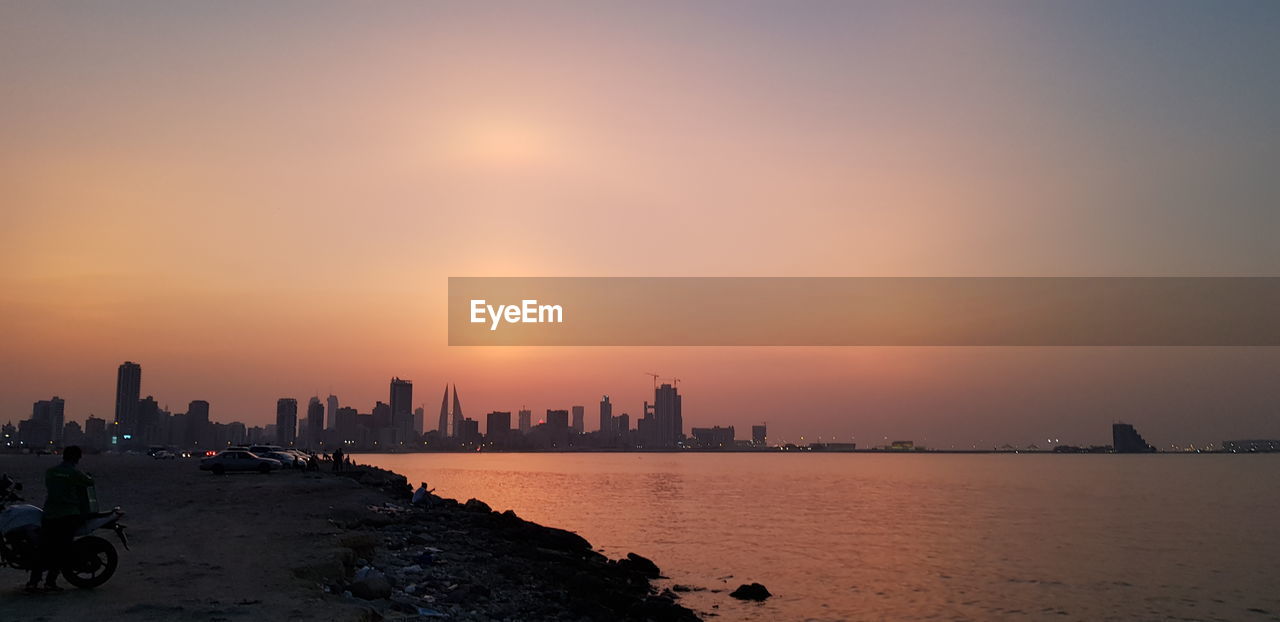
left=309, top=465, right=702, bottom=621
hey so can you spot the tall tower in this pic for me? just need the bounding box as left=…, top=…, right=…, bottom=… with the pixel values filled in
left=276, top=398, right=298, bottom=446
left=645, top=383, right=682, bottom=448
left=571, top=406, right=585, bottom=435
left=306, top=397, right=324, bottom=447
left=114, top=361, right=142, bottom=438
left=325, top=394, right=339, bottom=431
left=451, top=385, right=464, bottom=439
left=518, top=407, right=531, bottom=434
left=599, top=396, right=613, bottom=436
left=390, top=377, right=414, bottom=440
left=437, top=385, right=450, bottom=436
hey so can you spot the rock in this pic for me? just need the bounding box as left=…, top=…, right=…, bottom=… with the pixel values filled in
left=729, top=582, right=772, bottom=601
left=628, top=595, right=701, bottom=621
left=463, top=498, right=491, bottom=513
left=349, top=570, right=393, bottom=600
left=618, top=552, right=661, bottom=578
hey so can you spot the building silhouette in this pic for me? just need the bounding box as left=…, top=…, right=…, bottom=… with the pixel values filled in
left=1112, top=422, right=1155, bottom=453
left=571, top=405, right=585, bottom=435
left=276, top=398, right=298, bottom=446
left=306, top=397, right=324, bottom=447
left=518, top=408, right=532, bottom=434
left=326, top=394, right=339, bottom=431
left=389, top=377, right=414, bottom=441
left=486, top=411, right=511, bottom=446
left=450, top=385, right=464, bottom=439
left=187, top=399, right=210, bottom=448
left=599, top=395, right=613, bottom=436
left=114, top=361, right=142, bottom=440
left=752, top=424, right=767, bottom=447
left=691, top=425, right=735, bottom=448
left=639, top=383, right=682, bottom=448
left=437, top=385, right=450, bottom=436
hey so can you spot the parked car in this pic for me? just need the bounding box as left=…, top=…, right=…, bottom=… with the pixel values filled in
left=199, top=450, right=281, bottom=475
left=262, top=451, right=304, bottom=468
left=152, top=450, right=176, bottom=460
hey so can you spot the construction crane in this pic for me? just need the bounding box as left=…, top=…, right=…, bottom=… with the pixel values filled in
left=671, top=377, right=682, bottom=387
left=644, top=372, right=660, bottom=388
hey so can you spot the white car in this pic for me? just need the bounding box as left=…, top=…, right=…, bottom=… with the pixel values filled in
left=262, top=451, right=305, bottom=468
left=199, top=450, right=281, bottom=474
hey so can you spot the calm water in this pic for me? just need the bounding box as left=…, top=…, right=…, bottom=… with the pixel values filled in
left=362, top=453, right=1280, bottom=621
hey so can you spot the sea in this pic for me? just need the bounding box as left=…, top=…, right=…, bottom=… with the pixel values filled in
left=361, top=453, right=1280, bottom=621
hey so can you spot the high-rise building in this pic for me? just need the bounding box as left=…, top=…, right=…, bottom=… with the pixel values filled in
left=486, top=411, right=511, bottom=445
left=613, top=413, right=629, bottom=435
left=571, top=405, right=585, bottom=435
left=641, top=383, right=683, bottom=448
left=390, top=377, right=414, bottom=439
left=752, top=424, right=767, bottom=447
left=326, top=394, right=339, bottom=431
left=1113, top=422, right=1155, bottom=453
left=335, top=406, right=358, bottom=444
left=599, top=396, right=613, bottom=436
left=451, top=385, right=464, bottom=439
left=518, top=408, right=531, bottom=434
left=544, top=409, right=569, bottom=448
left=307, top=397, right=325, bottom=447
left=114, top=361, right=142, bottom=438
left=28, top=397, right=64, bottom=446
left=413, top=406, right=424, bottom=436
left=276, top=398, right=298, bottom=446
left=372, top=401, right=391, bottom=429
left=457, top=418, right=481, bottom=445
left=187, top=400, right=210, bottom=447
left=437, top=385, right=450, bottom=436
left=84, top=415, right=107, bottom=451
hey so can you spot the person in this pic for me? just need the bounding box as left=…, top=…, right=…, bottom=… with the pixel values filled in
left=410, top=481, right=436, bottom=507
left=28, top=445, right=94, bottom=593
left=332, top=447, right=344, bottom=472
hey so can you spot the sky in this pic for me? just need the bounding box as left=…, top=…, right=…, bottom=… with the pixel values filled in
left=1, top=1, right=1277, bottom=448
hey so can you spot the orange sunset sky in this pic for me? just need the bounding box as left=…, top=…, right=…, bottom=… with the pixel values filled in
left=2, top=2, right=1277, bottom=447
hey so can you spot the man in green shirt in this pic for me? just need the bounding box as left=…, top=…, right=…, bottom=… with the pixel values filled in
left=27, top=445, right=94, bottom=592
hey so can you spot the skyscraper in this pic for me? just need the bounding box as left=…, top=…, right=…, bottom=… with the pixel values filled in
left=276, top=398, right=298, bottom=446
left=390, top=377, right=414, bottom=440
left=114, top=361, right=142, bottom=438
left=641, top=383, right=683, bottom=448
left=571, top=405, right=585, bottom=435
left=28, top=397, right=64, bottom=446
left=752, top=424, right=767, bottom=447
left=187, top=400, right=210, bottom=447
left=413, top=406, right=425, bottom=436
left=599, top=396, right=613, bottom=436
left=326, top=394, right=339, bottom=431
left=486, top=411, right=511, bottom=446
left=437, top=385, right=450, bottom=436
left=451, top=385, right=464, bottom=439
left=307, top=396, right=324, bottom=447
left=518, top=408, right=531, bottom=434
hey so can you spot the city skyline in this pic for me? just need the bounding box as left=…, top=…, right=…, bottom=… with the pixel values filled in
left=2, top=358, right=1274, bottom=451
left=1, top=2, right=1277, bottom=448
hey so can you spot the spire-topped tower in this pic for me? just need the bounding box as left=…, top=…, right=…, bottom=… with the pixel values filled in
left=451, top=384, right=464, bottom=438
left=437, top=385, right=450, bottom=436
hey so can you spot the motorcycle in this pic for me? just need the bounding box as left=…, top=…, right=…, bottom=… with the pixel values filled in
left=0, top=473, right=129, bottom=589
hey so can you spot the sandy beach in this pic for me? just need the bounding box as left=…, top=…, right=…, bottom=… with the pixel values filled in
left=0, top=454, right=698, bottom=621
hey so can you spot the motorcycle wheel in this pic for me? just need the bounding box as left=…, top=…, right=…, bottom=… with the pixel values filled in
left=61, top=535, right=118, bottom=589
